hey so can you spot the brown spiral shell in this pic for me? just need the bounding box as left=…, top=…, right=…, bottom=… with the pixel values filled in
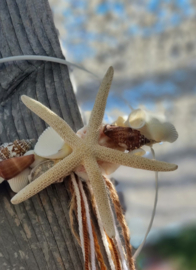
left=0, top=154, right=35, bottom=180
left=103, top=124, right=151, bottom=151
left=0, top=139, right=34, bottom=161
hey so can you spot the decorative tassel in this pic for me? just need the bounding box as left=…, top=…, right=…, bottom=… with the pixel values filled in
left=104, top=177, right=136, bottom=270
left=91, top=221, right=107, bottom=270
left=107, top=236, right=122, bottom=270
left=79, top=180, right=96, bottom=270
left=80, top=189, right=90, bottom=270
left=71, top=173, right=85, bottom=258
left=86, top=181, right=116, bottom=270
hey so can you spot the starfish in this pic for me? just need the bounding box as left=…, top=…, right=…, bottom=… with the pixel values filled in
left=11, top=67, right=177, bottom=238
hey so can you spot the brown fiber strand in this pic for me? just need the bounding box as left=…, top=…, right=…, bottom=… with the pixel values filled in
left=81, top=190, right=90, bottom=270
left=108, top=237, right=122, bottom=270
left=91, top=221, right=107, bottom=270
left=104, top=177, right=136, bottom=270
left=69, top=191, right=81, bottom=245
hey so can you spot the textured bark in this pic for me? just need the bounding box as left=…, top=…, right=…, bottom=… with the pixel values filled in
left=0, top=0, right=111, bottom=269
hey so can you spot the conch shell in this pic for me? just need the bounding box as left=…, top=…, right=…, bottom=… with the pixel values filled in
left=0, top=139, right=34, bottom=160
left=126, top=109, right=178, bottom=143
left=0, top=154, right=34, bottom=180
left=103, top=124, right=151, bottom=150
left=34, top=127, right=72, bottom=159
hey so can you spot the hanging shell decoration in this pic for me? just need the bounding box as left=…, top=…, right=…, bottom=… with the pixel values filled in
left=0, top=139, right=34, bottom=160
left=125, top=108, right=178, bottom=143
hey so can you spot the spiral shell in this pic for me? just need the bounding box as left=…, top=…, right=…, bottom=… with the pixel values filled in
left=103, top=125, right=151, bottom=151
left=8, top=168, right=31, bottom=193
left=0, top=154, right=35, bottom=180
left=0, top=139, right=34, bottom=161
left=28, top=160, right=62, bottom=183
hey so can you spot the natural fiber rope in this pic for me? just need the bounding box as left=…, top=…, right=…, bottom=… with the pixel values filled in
left=86, top=180, right=116, bottom=270
left=107, top=236, right=122, bottom=270
left=104, top=177, right=136, bottom=270
left=69, top=190, right=81, bottom=245
left=79, top=180, right=96, bottom=270
left=91, top=221, right=107, bottom=270
left=80, top=189, right=90, bottom=270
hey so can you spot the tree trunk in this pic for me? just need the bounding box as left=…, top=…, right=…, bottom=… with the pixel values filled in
left=0, top=1, right=111, bottom=269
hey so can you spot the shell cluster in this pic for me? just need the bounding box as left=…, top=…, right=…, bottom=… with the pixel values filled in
left=126, top=109, right=178, bottom=143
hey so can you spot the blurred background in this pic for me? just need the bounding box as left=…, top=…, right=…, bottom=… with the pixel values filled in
left=48, top=1, right=196, bottom=269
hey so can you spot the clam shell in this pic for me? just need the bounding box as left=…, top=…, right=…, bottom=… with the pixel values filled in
left=0, top=154, right=35, bottom=180
left=103, top=124, right=151, bottom=150
left=0, top=139, right=34, bottom=160
left=35, top=127, right=72, bottom=159
left=8, top=168, right=31, bottom=193
left=126, top=109, right=178, bottom=143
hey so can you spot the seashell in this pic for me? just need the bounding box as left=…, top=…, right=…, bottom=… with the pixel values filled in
left=126, top=109, right=178, bottom=143
left=28, top=160, right=59, bottom=183
left=112, top=116, right=127, bottom=127
left=8, top=168, right=31, bottom=193
left=103, top=124, right=151, bottom=151
left=35, top=127, right=72, bottom=159
left=0, top=154, right=35, bottom=180
left=0, top=139, right=34, bottom=161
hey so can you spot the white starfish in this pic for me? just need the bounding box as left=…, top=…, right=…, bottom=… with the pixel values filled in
left=11, top=67, right=177, bottom=237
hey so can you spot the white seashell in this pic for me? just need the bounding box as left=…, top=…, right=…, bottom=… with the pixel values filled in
left=126, top=109, right=178, bottom=143
left=35, top=127, right=72, bottom=159
left=8, top=168, right=31, bottom=193
left=111, top=116, right=127, bottom=127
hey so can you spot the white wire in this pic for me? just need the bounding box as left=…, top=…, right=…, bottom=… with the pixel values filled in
left=0, top=55, right=99, bottom=78
left=133, top=147, right=159, bottom=259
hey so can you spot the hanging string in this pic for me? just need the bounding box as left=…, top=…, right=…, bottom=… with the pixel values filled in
left=69, top=189, right=81, bottom=245
left=79, top=180, right=96, bottom=270
left=114, top=222, right=129, bottom=270
left=91, top=221, right=107, bottom=270
left=104, top=177, right=135, bottom=270
left=80, top=189, right=90, bottom=270
left=86, top=180, right=116, bottom=270
left=133, top=147, right=159, bottom=259
left=71, top=173, right=85, bottom=258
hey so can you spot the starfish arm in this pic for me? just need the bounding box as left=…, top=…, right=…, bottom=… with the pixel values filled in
left=11, top=151, right=82, bottom=204
left=86, top=67, right=114, bottom=143
left=95, top=145, right=178, bottom=172
left=84, top=156, right=115, bottom=238
left=21, top=95, right=81, bottom=148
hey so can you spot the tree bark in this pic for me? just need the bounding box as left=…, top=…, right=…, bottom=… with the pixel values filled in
left=0, top=0, right=111, bottom=269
